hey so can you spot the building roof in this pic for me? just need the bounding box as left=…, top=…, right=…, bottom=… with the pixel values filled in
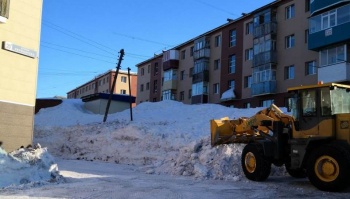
left=81, top=93, right=136, bottom=103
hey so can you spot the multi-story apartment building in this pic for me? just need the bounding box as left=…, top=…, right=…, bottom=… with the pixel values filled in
left=0, top=0, right=43, bottom=151
left=136, top=0, right=324, bottom=108
left=67, top=69, right=138, bottom=101
left=308, top=0, right=350, bottom=84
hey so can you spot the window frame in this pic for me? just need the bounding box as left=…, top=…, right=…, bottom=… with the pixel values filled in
left=286, top=4, right=295, bottom=20
left=229, top=29, right=236, bottom=47
left=284, top=65, right=295, bottom=80
left=229, top=55, right=236, bottom=74
left=285, top=34, right=295, bottom=49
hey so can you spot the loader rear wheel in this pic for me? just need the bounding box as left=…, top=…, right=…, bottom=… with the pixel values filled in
left=241, top=143, right=271, bottom=181
left=307, top=145, right=350, bottom=192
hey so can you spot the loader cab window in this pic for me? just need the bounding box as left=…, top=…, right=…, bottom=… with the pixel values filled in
left=320, top=87, right=331, bottom=116
left=301, top=90, right=316, bottom=116
left=288, top=95, right=299, bottom=120
left=330, top=87, right=350, bottom=114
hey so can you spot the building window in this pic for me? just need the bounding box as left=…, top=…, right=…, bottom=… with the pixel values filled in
left=180, top=70, right=185, bottom=80
left=189, top=67, right=194, bottom=77
left=213, top=83, right=219, bottom=94
left=215, top=35, right=221, bottom=47
left=320, top=44, right=346, bottom=66
left=285, top=34, right=295, bottom=48
left=192, top=82, right=208, bottom=96
left=0, top=0, right=10, bottom=19
left=305, top=29, right=309, bottom=43
left=305, top=0, right=310, bottom=12
left=120, top=89, right=126, bottom=94
left=140, top=84, right=144, bottom=92
left=286, top=4, right=295, bottom=19
left=188, top=89, right=192, bottom=99
left=261, top=99, right=274, bottom=107
left=246, top=22, right=253, bottom=35
left=229, top=29, right=236, bottom=47
left=190, top=46, right=194, bottom=57
left=121, top=76, right=127, bottom=83
left=146, top=82, right=149, bottom=90
left=181, top=50, right=186, bottom=60
left=214, top=59, right=221, bottom=70
left=245, top=48, right=253, bottom=61
left=228, top=80, right=235, bottom=89
left=180, top=91, right=185, bottom=101
left=244, top=76, right=252, bottom=88
left=162, top=90, right=175, bottom=100
left=141, top=68, right=144, bottom=76
left=285, top=65, right=295, bottom=80
left=305, top=61, right=317, bottom=76
left=229, top=55, right=236, bottom=74
left=154, top=63, right=159, bottom=76
left=153, top=80, right=158, bottom=93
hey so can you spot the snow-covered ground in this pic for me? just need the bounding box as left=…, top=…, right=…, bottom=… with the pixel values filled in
left=0, top=99, right=350, bottom=198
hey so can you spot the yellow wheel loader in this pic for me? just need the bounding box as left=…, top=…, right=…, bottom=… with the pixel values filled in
left=211, top=83, right=350, bottom=192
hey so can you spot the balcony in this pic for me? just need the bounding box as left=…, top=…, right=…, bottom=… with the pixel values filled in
left=253, top=22, right=277, bottom=38
left=192, top=70, right=209, bottom=84
left=193, top=48, right=210, bottom=60
left=163, top=50, right=179, bottom=71
left=162, top=79, right=177, bottom=91
left=251, top=80, right=276, bottom=96
left=253, top=51, right=277, bottom=66
left=191, top=94, right=208, bottom=104
left=318, top=62, right=350, bottom=83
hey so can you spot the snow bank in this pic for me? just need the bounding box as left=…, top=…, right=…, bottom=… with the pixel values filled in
left=34, top=99, right=288, bottom=183
left=0, top=144, right=63, bottom=188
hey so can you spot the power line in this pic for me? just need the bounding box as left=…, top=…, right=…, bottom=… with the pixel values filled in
left=41, top=44, right=116, bottom=64
left=42, top=20, right=117, bottom=56
left=195, top=0, right=238, bottom=16
left=41, top=41, right=117, bottom=59
left=112, top=32, right=173, bottom=47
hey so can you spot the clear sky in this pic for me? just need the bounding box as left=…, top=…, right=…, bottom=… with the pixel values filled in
left=38, top=0, right=275, bottom=98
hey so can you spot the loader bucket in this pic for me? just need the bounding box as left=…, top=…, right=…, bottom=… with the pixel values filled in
left=210, top=117, right=235, bottom=146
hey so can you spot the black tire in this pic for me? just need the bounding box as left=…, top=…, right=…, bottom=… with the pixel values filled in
left=241, top=143, right=271, bottom=181
left=306, top=144, right=350, bottom=192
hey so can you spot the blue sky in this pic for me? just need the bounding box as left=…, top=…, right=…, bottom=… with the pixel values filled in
left=38, top=0, right=274, bottom=98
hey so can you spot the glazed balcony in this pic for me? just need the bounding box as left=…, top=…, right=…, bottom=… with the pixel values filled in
left=163, top=50, right=179, bottom=71
left=253, top=21, right=277, bottom=38
left=318, top=62, right=350, bottom=83
left=253, top=51, right=277, bottom=66
left=193, top=48, right=210, bottom=60
left=192, top=70, right=209, bottom=84
left=251, top=80, right=276, bottom=96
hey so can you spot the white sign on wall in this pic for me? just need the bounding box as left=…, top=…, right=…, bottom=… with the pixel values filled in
left=2, top=41, right=37, bottom=58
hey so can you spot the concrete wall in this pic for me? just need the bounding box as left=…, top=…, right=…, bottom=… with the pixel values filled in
left=84, top=99, right=130, bottom=115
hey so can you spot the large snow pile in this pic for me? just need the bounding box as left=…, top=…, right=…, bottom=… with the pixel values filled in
left=34, top=99, right=287, bottom=181
left=0, top=144, right=62, bottom=188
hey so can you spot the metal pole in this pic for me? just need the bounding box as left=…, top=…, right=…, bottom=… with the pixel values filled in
left=103, top=49, right=124, bottom=122
left=127, top=67, right=133, bottom=121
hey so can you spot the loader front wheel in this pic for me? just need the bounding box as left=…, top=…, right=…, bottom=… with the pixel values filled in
left=307, top=145, right=350, bottom=192
left=241, top=143, right=271, bottom=181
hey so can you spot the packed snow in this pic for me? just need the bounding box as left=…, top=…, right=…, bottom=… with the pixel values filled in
left=1, top=99, right=350, bottom=198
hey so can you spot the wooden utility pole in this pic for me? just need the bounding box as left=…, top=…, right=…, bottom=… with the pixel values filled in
left=103, top=49, right=124, bottom=122
left=127, top=67, right=133, bottom=121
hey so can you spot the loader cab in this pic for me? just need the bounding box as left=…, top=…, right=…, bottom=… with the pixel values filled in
left=288, top=83, right=350, bottom=138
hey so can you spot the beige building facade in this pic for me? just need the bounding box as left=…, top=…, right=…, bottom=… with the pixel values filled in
left=0, top=0, right=43, bottom=151
left=136, top=0, right=320, bottom=108
left=67, top=70, right=138, bottom=105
